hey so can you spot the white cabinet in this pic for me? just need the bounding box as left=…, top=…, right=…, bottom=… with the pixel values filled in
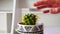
left=0, top=13, right=7, bottom=33
left=0, top=0, right=13, bottom=34
left=0, top=13, right=12, bottom=34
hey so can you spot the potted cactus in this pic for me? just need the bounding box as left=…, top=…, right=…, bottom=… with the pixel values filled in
left=20, top=14, right=37, bottom=25
left=16, top=14, right=43, bottom=34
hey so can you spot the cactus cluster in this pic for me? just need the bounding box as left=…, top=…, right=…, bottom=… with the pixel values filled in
left=19, top=14, right=38, bottom=25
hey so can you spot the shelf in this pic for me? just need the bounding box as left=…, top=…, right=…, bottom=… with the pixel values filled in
left=0, top=10, right=13, bottom=13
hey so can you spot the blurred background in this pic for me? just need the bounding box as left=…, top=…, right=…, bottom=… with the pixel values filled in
left=0, top=0, right=60, bottom=34
left=15, top=0, right=60, bottom=28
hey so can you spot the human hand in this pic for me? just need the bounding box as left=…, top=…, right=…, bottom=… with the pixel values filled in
left=33, top=0, right=60, bottom=14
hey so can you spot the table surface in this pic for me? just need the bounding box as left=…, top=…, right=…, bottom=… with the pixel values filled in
left=44, top=27, right=60, bottom=34
left=15, top=27, right=60, bottom=34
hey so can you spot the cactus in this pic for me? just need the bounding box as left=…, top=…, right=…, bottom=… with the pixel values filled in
left=20, top=14, right=37, bottom=25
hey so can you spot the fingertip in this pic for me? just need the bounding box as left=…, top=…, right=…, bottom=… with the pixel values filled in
left=33, top=1, right=40, bottom=7
left=43, top=10, right=49, bottom=14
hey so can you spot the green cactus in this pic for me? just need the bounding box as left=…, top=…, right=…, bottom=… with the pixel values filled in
left=20, top=14, right=37, bottom=25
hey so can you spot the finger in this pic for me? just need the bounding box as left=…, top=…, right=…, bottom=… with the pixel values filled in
left=43, top=10, right=49, bottom=14
left=36, top=5, right=48, bottom=10
left=38, top=0, right=48, bottom=1
left=57, top=8, right=60, bottom=13
left=33, top=1, right=40, bottom=7
left=51, top=2, right=60, bottom=8
left=33, top=1, right=47, bottom=7
left=50, top=8, right=59, bottom=14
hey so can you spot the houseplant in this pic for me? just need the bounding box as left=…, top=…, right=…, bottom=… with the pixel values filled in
left=16, top=14, right=43, bottom=34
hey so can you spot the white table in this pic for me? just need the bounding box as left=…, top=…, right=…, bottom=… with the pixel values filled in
left=15, top=27, right=60, bottom=34
left=44, top=27, right=60, bottom=34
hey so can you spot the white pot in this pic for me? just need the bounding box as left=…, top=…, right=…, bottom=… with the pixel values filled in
left=16, top=23, right=43, bottom=34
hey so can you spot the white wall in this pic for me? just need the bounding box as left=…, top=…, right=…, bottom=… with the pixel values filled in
left=0, top=0, right=13, bottom=10
left=27, top=0, right=38, bottom=8
left=18, top=0, right=37, bottom=8
left=40, top=14, right=60, bottom=28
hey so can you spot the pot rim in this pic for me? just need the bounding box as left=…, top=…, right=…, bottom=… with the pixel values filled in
left=18, top=23, right=36, bottom=26
left=18, top=23, right=43, bottom=26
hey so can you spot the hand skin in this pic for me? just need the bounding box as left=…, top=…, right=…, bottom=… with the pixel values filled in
left=33, top=0, right=60, bottom=14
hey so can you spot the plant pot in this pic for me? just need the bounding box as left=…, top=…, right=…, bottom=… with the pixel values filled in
left=16, top=23, right=43, bottom=34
